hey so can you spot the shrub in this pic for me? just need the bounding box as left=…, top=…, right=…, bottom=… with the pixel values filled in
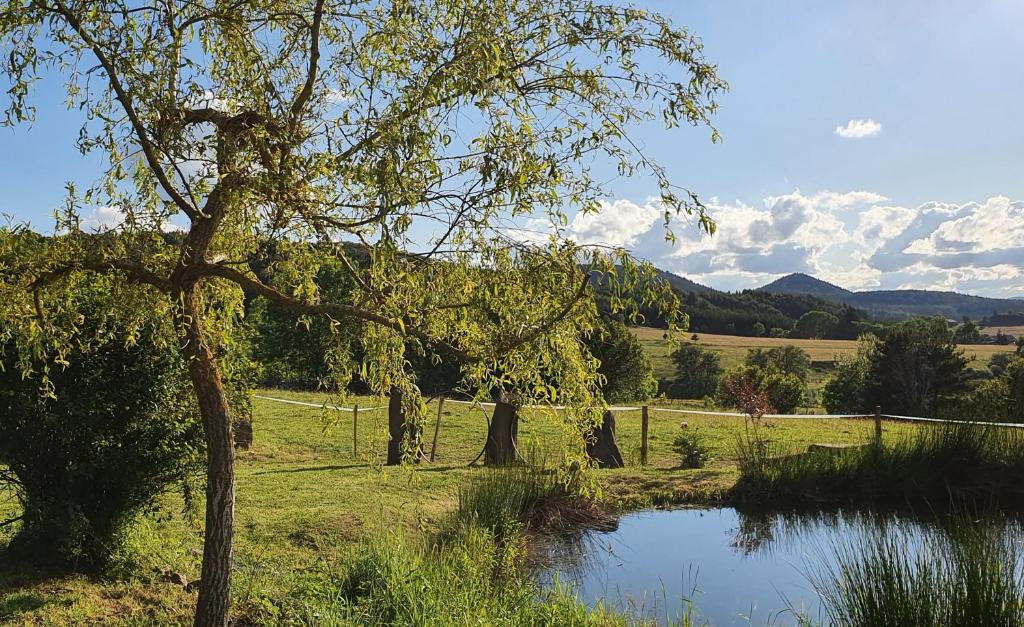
left=586, top=319, right=657, bottom=403
left=674, top=430, right=711, bottom=469
left=665, top=343, right=722, bottom=399
left=821, top=336, right=878, bottom=413
left=0, top=310, right=203, bottom=569
left=745, top=345, right=811, bottom=381
left=718, top=365, right=805, bottom=413
left=761, top=371, right=804, bottom=414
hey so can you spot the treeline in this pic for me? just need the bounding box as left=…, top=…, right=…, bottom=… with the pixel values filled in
left=664, top=315, right=1024, bottom=421
left=595, top=280, right=870, bottom=339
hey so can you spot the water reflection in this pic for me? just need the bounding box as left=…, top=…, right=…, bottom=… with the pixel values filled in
left=537, top=507, right=1023, bottom=626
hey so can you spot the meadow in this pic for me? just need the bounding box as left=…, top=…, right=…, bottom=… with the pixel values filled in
left=0, top=389, right=906, bottom=625
left=633, top=327, right=1017, bottom=390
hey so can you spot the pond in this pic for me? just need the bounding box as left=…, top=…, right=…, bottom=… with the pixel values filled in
left=537, top=507, right=1024, bottom=626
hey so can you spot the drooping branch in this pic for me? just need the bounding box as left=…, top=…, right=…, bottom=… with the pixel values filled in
left=46, top=0, right=200, bottom=221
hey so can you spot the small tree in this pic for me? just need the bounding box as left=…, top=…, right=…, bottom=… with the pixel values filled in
left=718, top=365, right=804, bottom=413
left=665, top=343, right=722, bottom=399
left=864, top=317, right=968, bottom=416
left=745, top=345, right=812, bottom=381
left=0, top=3, right=725, bottom=622
left=586, top=319, right=657, bottom=403
left=952, top=318, right=981, bottom=344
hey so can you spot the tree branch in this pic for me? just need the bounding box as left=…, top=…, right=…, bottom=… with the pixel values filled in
left=290, top=0, right=326, bottom=117
left=46, top=0, right=199, bottom=221
left=202, top=262, right=475, bottom=362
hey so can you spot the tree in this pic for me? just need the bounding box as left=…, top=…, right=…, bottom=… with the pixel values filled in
left=791, top=310, right=838, bottom=339
left=952, top=318, right=981, bottom=344
left=0, top=3, right=724, bottom=624
left=745, top=345, right=812, bottom=382
left=666, top=343, right=722, bottom=399
left=718, top=365, right=805, bottom=413
left=585, top=319, right=657, bottom=403
left=0, top=281, right=204, bottom=569
left=821, top=335, right=878, bottom=413
left=752, top=321, right=766, bottom=337
left=864, top=317, right=968, bottom=416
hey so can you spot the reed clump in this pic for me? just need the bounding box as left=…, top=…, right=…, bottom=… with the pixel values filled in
left=808, top=516, right=1024, bottom=627
left=733, top=421, right=1024, bottom=507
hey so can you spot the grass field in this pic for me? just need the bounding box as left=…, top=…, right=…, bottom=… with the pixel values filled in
left=981, top=325, right=1024, bottom=337
left=0, top=389, right=909, bottom=625
left=633, top=327, right=1017, bottom=390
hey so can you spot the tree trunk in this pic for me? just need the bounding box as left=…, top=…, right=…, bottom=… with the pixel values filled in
left=585, top=410, right=625, bottom=468
left=485, top=400, right=519, bottom=465
left=387, top=386, right=404, bottom=466
left=179, top=289, right=235, bottom=627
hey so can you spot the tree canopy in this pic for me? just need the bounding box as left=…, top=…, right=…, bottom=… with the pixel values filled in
left=0, top=1, right=725, bottom=624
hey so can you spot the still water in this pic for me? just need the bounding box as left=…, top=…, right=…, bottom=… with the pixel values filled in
left=538, top=507, right=1014, bottom=626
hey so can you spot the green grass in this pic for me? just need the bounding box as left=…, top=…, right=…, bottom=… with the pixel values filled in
left=808, top=515, right=1024, bottom=627
left=0, top=389, right=919, bottom=624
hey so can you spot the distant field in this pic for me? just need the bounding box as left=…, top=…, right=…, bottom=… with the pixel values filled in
left=633, top=327, right=1016, bottom=388
left=982, top=325, right=1024, bottom=337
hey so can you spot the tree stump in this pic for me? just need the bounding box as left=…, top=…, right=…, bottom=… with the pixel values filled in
left=233, top=419, right=253, bottom=450
left=585, top=410, right=624, bottom=468
left=485, top=399, right=519, bottom=465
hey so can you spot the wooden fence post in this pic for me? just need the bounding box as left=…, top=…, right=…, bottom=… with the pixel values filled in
left=430, top=396, right=445, bottom=462
left=874, top=406, right=882, bottom=444
left=353, top=403, right=359, bottom=458
left=641, top=405, right=649, bottom=466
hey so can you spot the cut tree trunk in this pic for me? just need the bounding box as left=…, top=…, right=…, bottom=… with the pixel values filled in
left=485, top=400, right=519, bottom=465
left=179, top=289, right=235, bottom=627
left=585, top=410, right=625, bottom=468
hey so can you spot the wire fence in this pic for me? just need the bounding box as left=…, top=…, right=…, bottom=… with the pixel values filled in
left=254, top=393, right=1024, bottom=428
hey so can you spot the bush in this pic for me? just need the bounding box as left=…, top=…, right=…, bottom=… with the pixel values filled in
left=718, top=366, right=805, bottom=413
left=664, top=343, right=722, bottom=399
left=761, top=371, right=804, bottom=414
left=586, top=319, right=657, bottom=403
left=674, top=430, right=712, bottom=468
left=0, top=310, right=202, bottom=569
left=821, top=336, right=878, bottom=413
left=745, top=345, right=811, bottom=381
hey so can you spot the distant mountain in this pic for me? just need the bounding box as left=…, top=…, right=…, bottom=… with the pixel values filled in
left=758, top=273, right=1024, bottom=321
left=595, top=268, right=868, bottom=338
left=759, top=273, right=852, bottom=300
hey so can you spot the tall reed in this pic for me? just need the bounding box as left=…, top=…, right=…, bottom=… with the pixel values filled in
left=734, top=421, right=1024, bottom=506
left=807, top=516, right=1024, bottom=627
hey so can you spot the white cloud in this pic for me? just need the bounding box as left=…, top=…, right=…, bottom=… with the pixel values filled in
left=834, top=118, right=882, bottom=139
left=509, top=191, right=1024, bottom=298
left=568, top=199, right=663, bottom=247
left=80, top=205, right=186, bottom=233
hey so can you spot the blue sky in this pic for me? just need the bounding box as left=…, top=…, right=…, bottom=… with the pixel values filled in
left=3, top=1, right=1024, bottom=296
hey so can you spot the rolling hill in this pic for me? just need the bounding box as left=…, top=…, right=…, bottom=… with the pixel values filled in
left=758, top=273, right=1024, bottom=320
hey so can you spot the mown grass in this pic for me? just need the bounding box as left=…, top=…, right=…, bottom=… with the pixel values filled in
left=0, top=389, right=917, bottom=624
left=808, top=515, right=1024, bottom=627
left=734, top=421, right=1024, bottom=507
